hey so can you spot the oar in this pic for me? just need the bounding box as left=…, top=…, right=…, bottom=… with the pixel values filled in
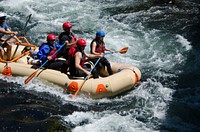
left=11, top=14, right=32, bottom=60
left=0, top=35, right=14, bottom=61
left=24, top=43, right=66, bottom=84
left=105, top=47, right=128, bottom=55
left=0, top=15, right=32, bottom=47
left=2, top=35, right=14, bottom=44
left=21, top=14, right=32, bottom=36
left=73, top=57, right=101, bottom=97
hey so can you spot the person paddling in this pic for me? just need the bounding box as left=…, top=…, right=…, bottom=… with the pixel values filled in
left=68, top=38, right=103, bottom=78
left=90, top=30, right=114, bottom=75
left=58, top=21, right=77, bottom=60
left=37, top=34, right=68, bottom=73
left=0, top=13, right=19, bottom=60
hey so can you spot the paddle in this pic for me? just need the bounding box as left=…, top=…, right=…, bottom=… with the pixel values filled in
left=11, top=14, right=32, bottom=60
left=1, top=35, right=14, bottom=45
left=105, top=47, right=128, bottom=55
left=24, top=43, right=66, bottom=84
left=21, top=14, right=32, bottom=36
left=73, top=47, right=128, bottom=97
left=0, top=35, right=14, bottom=62
left=73, top=57, right=101, bottom=97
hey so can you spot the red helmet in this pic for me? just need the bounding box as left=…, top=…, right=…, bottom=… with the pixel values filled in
left=77, top=38, right=86, bottom=47
left=47, top=34, right=56, bottom=41
left=63, top=22, right=72, bottom=29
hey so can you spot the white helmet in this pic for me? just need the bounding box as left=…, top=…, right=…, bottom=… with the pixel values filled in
left=0, top=12, right=6, bottom=19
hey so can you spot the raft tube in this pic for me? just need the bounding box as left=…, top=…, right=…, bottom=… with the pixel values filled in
left=0, top=44, right=141, bottom=99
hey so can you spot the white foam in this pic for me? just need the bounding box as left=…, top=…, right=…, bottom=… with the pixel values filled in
left=63, top=111, right=153, bottom=132
left=176, top=34, right=192, bottom=50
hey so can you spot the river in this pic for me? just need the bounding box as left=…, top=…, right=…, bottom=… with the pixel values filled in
left=0, top=0, right=200, bottom=131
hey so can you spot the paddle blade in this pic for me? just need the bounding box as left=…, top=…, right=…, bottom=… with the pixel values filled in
left=73, top=81, right=85, bottom=97
left=118, top=47, right=128, bottom=54
left=73, top=74, right=92, bottom=98
left=24, top=69, right=39, bottom=84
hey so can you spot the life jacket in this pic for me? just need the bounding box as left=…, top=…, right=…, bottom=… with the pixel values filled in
left=47, top=48, right=57, bottom=60
left=68, top=46, right=86, bottom=66
left=80, top=53, right=86, bottom=66
left=47, top=42, right=61, bottom=60
left=68, top=46, right=76, bottom=65
left=68, top=47, right=86, bottom=76
left=58, top=32, right=76, bottom=59
left=90, top=39, right=105, bottom=53
left=58, top=32, right=76, bottom=44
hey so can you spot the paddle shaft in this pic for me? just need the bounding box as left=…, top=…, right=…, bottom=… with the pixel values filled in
left=104, top=47, right=128, bottom=55
left=2, top=35, right=14, bottom=43
left=73, top=57, right=101, bottom=97
left=11, top=14, right=32, bottom=60
left=39, top=43, right=66, bottom=69
left=24, top=43, right=66, bottom=84
left=21, top=14, right=32, bottom=36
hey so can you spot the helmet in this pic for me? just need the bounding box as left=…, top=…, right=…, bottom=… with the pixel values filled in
left=0, top=12, right=6, bottom=20
left=63, top=22, right=72, bottom=29
left=77, top=38, right=86, bottom=47
left=96, top=31, right=105, bottom=37
left=47, top=34, right=56, bottom=41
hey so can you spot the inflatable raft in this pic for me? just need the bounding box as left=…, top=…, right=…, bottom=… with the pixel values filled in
left=0, top=37, right=141, bottom=99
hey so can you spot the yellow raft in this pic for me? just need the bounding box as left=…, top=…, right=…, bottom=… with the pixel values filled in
left=0, top=37, right=141, bottom=99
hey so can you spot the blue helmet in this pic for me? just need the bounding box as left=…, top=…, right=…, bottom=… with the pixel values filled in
left=96, top=31, right=105, bottom=37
